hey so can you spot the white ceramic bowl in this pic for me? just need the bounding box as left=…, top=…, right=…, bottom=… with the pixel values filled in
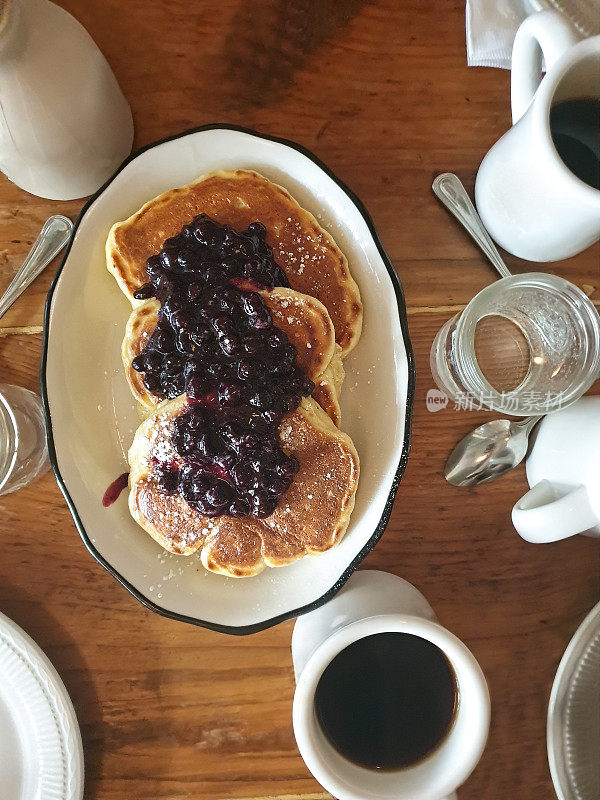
left=41, top=125, right=415, bottom=634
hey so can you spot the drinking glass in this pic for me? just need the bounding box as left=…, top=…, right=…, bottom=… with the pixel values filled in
left=0, top=384, right=49, bottom=494
left=430, top=273, right=600, bottom=416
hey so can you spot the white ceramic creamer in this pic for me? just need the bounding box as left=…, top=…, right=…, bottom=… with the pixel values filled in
left=512, top=396, right=600, bottom=543
left=0, top=0, right=133, bottom=200
left=475, top=11, right=600, bottom=262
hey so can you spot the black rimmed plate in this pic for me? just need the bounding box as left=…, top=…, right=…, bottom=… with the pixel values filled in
left=41, top=125, right=415, bottom=634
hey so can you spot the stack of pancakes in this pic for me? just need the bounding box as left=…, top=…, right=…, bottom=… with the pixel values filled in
left=107, top=169, right=362, bottom=577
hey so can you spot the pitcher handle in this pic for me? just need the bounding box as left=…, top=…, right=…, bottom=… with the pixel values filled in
left=511, top=10, right=581, bottom=124
left=512, top=481, right=598, bottom=543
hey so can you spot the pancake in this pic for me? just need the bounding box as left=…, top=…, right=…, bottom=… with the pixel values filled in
left=107, top=169, right=362, bottom=355
left=122, top=286, right=343, bottom=425
left=128, top=395, right=359, bottom=577
left=312, top=344, right=344, bottom=428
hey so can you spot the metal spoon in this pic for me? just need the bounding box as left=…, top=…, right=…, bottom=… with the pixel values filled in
left=0, top=215, right=72, bottom=320
left=445, top=415, right=543, bottom=487
left=432, top=173, right=545, bottom=486
left=432, top=172, right=511, bottom=279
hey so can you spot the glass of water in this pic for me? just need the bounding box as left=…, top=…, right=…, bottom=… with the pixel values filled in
left=430, top=273, right=600, bottom=415
left=0, top=384, right=49, bottom=494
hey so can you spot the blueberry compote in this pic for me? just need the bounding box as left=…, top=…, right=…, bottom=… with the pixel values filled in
left=131, top=214, right=314, bottom=519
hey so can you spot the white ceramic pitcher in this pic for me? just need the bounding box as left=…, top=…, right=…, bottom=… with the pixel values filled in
left=0, top=0, right=133, bottom=200
left=475, top=11, right=600, bottom=262
left=512, top=396, right=600, bottom=543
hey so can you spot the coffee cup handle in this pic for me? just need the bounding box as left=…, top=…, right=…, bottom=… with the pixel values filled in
left=512, top=481, right=599, bottom=543
left=511, top=10, right=581, bottom=124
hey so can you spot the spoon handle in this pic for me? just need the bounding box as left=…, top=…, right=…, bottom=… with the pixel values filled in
left=518, top=415, right=544, bottom=435
left=0, top=215, right=73, bottom=321
left=432, top=173, right=512, bottom=280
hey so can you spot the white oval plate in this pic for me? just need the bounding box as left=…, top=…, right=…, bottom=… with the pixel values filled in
left=42, top=125, right=415, bottom=634
left=0, top=611, right=84, bottom=800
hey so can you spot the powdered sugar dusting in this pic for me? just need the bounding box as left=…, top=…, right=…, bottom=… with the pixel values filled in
left=276, top=217, right=330, bottom=279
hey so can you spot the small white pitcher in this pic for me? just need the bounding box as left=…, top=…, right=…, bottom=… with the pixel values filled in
left=512, top=396, right=600, bottom=543
left=291, top=570, right=490, bottom=800
left=475, top=11, right=600, bottom=262
left=0, top=0, right=133, bottom=200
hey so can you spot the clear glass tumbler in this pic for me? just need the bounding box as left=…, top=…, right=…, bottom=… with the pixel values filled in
left=0, top=384, right=49, bottom=494
left=430, top=273, right=600, bottom=415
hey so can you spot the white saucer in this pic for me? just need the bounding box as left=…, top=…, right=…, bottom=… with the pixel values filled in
left=0, top=611, right=84, bottom=800
left=548, top=602, right=600, bottom=800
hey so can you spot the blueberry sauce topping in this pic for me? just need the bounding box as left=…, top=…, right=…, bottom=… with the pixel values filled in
left=131, top=214, right=314, bottom=518
left=102, top=472, right=129, bottom=507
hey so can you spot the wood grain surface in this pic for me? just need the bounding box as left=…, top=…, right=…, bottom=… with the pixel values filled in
left=0, top=2, right=598, bottom=799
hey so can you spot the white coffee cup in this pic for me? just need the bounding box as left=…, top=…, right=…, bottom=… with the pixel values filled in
left=475, top=11, right=600, bottom=262
left=292, top=570, right=490, bottom=800
left=512, top=395, right=600, bottom=543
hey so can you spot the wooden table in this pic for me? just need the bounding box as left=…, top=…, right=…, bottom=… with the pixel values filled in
left=0, top=2, right=598, bottom=798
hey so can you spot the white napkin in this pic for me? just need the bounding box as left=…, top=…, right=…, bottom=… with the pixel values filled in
left=466, top=0, right=600, bottom=68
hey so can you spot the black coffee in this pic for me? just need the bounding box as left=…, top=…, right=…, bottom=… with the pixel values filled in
left=550, top=98, right=600, bottom=189
left=314, top=632, right=457, bottom=771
